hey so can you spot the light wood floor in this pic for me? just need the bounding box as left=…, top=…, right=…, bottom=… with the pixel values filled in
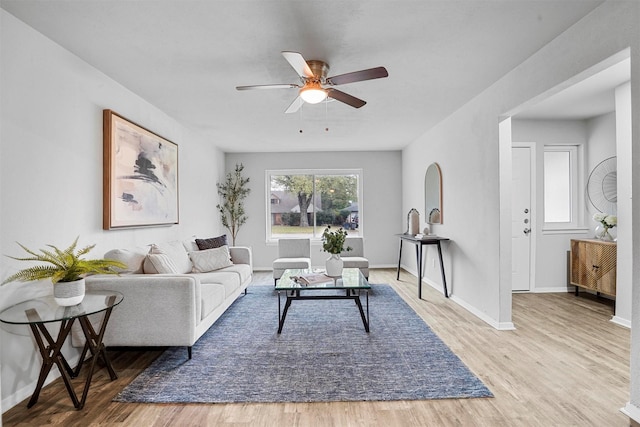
left=2, top=269, right=632, bottom=426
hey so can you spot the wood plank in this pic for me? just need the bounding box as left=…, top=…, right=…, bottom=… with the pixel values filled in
left=2, top=269, right=631, bottom=426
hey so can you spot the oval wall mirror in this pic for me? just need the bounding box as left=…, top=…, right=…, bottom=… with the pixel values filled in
left=425, top=162, right=442, bottom=224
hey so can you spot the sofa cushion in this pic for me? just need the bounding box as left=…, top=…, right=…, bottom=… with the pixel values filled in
left=143, top=253, right=180, bottom=274
left=104, top=247, right=148, bottom=274
left=195, top=271, right=240, bottom=297
left=150, top=241, right=193, bottom=274
left=196, top=234, right=228, bottom=250
left=189, top=246, right=233, bottom=273
left=200, top=283, right=226, bottom=320
left=217, top=264, right=252, bottom=285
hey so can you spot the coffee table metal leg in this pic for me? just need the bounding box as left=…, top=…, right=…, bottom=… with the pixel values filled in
left=278, top=296, right=293, bottom=334
left=354, top=295, right=370, bottom=333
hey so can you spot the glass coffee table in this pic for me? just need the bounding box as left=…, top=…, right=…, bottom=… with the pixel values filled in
left=276, top=268, right=371, bottom=333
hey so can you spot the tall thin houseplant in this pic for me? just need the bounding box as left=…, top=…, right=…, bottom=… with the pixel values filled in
left=217, top=163, right=251, bottom=245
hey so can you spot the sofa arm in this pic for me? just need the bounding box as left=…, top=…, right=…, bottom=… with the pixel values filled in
left=230, top=246, right=252, bottom=270
left=81, top=274, right=201, bottom=347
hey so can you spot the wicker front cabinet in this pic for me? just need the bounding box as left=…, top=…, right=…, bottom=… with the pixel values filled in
left=570, top=239, right=617, bottom=297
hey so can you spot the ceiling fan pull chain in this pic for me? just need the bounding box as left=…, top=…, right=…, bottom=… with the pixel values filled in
left=325, top=98, right=329, bottom=132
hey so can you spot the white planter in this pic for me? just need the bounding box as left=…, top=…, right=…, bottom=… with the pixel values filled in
left=325, top=254, right=344, bottom=277
left=53, top=278, right=85, bottom=306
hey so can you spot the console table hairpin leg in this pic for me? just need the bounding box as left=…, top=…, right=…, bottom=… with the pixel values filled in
left=396, top=236, right=449, bottom=299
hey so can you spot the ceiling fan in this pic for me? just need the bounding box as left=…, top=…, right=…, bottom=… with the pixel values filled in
left=236, top=51, right=388, bottom=113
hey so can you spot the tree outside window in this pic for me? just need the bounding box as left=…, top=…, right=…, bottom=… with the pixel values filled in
left=267, top=170, right=361, bottom=240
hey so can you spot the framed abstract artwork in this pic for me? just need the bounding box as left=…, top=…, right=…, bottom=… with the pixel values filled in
left=103, top=109, right=179, bottom=229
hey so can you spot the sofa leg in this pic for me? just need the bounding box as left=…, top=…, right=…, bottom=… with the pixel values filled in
left=244, top=288, right=247, bottom=295
left=187, top=346, right=192, bottom=360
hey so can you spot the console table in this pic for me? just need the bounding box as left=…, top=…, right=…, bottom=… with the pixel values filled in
left=0, top=291, right=123, bottom=409
left=396, top=234, right=450, bottom=299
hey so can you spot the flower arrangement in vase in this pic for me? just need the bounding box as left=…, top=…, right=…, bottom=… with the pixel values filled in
left=321, top=226, right=352, bottom=276
left=593, top=213, right=617, bottom=241
left=2, top=237, right=125, bottom=306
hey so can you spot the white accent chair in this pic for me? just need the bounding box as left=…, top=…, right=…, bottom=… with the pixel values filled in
left=272, top=238, right=311, bottom=284
left=341, top=237, right=369, bottom=279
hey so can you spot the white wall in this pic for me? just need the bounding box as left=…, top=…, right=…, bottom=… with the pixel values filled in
left=511, top=117, right=619, bottom=292
left=224, top=151, right=402, bottom=270
left=402, top=1, right=640, bottom=418
left=403, top=2, right=639, bottom=326
left=614, top=83, right=632, bottom=327
left=0, top=10, right=224, bottom=411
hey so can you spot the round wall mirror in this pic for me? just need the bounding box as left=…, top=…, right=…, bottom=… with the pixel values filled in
left=425, top=163, right=442, bottom=224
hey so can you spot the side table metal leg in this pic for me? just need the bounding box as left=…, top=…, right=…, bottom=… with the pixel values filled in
left=416, top=243, right=422, bottom=299
left=437, top=241, right=449, bottom=298
left=397, top=240, right=403, bottom=280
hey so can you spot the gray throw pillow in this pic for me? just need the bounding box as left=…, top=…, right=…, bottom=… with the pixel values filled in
left=196, top=234, right=228, bottom=250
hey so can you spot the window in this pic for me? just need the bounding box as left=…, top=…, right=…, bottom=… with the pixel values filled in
left=266, top=169, right=362, bottom=240
left=543, top=145, right=580, bottom=230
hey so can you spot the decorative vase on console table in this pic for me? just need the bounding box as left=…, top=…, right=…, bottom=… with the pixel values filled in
left=593, top=213, right=617, bottom=241
left=321, top=226, right=352, bottom=277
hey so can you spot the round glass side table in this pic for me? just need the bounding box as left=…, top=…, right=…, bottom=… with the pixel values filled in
left=0, top=291, right=123, bottom=409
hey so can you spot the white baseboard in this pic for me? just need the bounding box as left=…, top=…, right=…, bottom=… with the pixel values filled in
left=611, top=316, right=631, bottom=329
left=399, top=264, right=515, bottom=331
left=530, top=286, right=574, bottom=293
left=621, top=402, right=640, bottom=422
left=449, top=294, right=516, bottom=330
left=2, top=368, right=60, bottom=414
left=2, top=353, right=81, bottom=414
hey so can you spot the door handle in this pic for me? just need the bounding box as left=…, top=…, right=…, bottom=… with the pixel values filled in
left=523, top=228, right=531, bottom=235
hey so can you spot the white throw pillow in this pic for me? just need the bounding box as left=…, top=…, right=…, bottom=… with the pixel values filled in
left=143, top=253, right=179, bottom=274
left=149, top=241, right=193, bottom=274
left=189, top=246, right=233, bottom=273
left=104, top=247, right=148, bottom=274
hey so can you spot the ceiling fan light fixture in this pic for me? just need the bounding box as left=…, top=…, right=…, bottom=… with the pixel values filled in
left=299, top=82, right=327, bottom=104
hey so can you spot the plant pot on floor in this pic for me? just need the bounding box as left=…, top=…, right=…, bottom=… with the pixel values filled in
left=54, top=278, right=85, bottom=306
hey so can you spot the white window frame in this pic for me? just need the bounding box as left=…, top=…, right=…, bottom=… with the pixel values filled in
left=542, top=144, right=585, bottom=233
left=265, top=168, right=363, bottom=243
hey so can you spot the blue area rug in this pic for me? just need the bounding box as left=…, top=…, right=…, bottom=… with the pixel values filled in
left=114, top=284, right=492, bottom=403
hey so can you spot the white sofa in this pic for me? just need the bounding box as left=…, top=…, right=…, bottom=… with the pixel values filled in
left=79, top=239, right=252, bottom=359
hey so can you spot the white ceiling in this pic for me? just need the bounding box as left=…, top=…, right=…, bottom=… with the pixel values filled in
left=1, top=1, right=604, bottom=153
left=516, top=57, right=631, bottom=120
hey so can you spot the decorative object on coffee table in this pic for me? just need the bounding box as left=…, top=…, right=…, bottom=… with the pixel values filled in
left=321, top=226, right=351, bottom=276
left=1, top=237, right=125, bottom=306
left=217, top=163, right=251, bottom=245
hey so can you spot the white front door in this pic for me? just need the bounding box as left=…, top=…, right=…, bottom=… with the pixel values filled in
left=512, top=146, right=532, bottom=291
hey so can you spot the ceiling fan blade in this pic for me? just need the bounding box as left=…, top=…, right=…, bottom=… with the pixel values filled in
left=282, top=51, right=315, bottom=78
left=326, top=89, right=366, bottom=109
left=236, top=84, right=299, bottom=91
left=285, top=96, right=305, bottom=114
left=327, top=67, right=388, bottom=86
